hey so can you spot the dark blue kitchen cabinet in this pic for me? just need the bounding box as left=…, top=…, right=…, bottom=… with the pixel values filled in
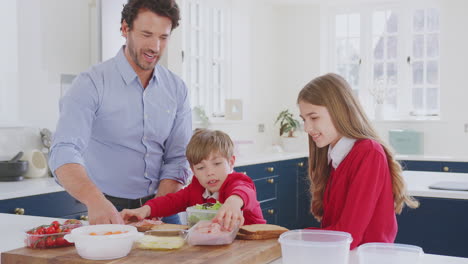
left=400, top=160, right=468, bottom=173
left=396, top=196, right=468, bottom=258
left=295, top=158, right=321, bottom=229
left=235, top=161, right=280, bottom=226
left=0, top=191, right=87, bottom=220
left=235, top=157, right=318, bottom=229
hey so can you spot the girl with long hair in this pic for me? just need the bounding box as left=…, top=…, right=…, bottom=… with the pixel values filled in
left=297, top=73, right=418, bottom=249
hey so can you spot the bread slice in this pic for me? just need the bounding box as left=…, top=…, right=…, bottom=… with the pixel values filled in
left=236, top=224, right=288, bottom=240
left=236, top=232, right=282, bottom=240
left=239, top=224, right=288, bottom=236
left=150, top=223, right=189, bottom=230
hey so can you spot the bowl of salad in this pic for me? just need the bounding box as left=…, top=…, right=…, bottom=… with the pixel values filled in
left=186, top=202, right=222, bottom=226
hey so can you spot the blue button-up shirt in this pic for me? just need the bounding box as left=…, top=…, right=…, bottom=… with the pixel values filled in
left=49, top=47, right=192, bottom=199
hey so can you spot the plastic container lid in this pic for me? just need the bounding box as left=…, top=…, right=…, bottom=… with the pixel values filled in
left=358, top=242, right=423, bottom=254
left=279, top=229, right=353, bottom=247
left=358, top=243, right=424, bottom=264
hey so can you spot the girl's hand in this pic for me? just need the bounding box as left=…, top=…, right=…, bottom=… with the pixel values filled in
left=120, top=205, right=151, bottom=224
left=212, top=195, right=245, bottom=231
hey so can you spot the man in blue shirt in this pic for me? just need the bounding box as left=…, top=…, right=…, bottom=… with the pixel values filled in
left=49, top=0, right=191, bottom=225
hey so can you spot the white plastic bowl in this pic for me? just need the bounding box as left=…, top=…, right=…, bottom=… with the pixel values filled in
left=358, top=242, right=424, bottom=264
left=278, top=230, right=353, bottom=264
left=64, top=224, right=143, bottom=260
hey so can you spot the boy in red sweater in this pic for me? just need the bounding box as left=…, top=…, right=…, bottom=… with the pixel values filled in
left=120, top=129, right=266, bottom=231
left=297, top=73, right=419, bottom=249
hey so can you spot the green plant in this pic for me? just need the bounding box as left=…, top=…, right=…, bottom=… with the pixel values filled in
left=275, top=109, right=300, bottom=137
left=193, top=106, right=210, bottom=127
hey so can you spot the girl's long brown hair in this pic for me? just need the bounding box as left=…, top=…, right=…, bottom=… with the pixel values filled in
left=297, top=73, right=419, bottom=221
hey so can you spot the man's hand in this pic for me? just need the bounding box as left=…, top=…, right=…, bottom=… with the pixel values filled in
left=212, top=195, right=244, bottom=231
left=120, top=205, right=151, bottom=224
left=87, top=198, right=124, bottom=225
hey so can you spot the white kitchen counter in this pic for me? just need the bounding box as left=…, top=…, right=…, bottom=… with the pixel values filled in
left=0, top=177, right=63, bottom=200
left=3, top=152, right=468, bottom=201
left=0, top=152, right=309, bottom=200
left=396, top=155, right=468, bottom=162
left=404, top=170, right=468, bottom=200
left=1, top=213, right=467, bottom=264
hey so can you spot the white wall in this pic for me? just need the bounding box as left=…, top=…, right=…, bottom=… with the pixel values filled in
left=2, top=0, right=468, bottom=158
left=17, top=0, right=97, bottom=130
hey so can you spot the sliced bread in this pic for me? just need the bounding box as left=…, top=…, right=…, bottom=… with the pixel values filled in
left=239, top=224, right=288, bottom=235
left=236, top=224, right=288, bottom=240
left=150, top=223, right=189, bottom=230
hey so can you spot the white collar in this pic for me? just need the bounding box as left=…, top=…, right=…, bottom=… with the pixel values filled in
left=328, top=137, right=357, bottom=169
left=202, top=189, right=219, bottom=200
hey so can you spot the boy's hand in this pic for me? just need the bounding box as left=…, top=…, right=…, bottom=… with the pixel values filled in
left=212, top=195, right=244, bottom=231
left=120, top=205, right=151, bottom=224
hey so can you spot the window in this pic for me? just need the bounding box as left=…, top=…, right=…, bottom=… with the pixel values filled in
left=329, top=3, right=440, bottom=120
left=181, top=0, right=231, bottom=118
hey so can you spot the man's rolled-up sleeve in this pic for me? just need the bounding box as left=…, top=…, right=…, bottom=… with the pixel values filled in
left=159, top=80, right=192, bottom=185
left=49, top=73, right=99, bottom=178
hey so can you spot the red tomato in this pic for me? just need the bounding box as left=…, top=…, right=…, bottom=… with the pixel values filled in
left=35, top=238, right=46, bottom=249
left=55, top=236, right=66, bottom=246
left=45, top=226, right=56, bottom=234
left=51, top=220, right=60, bottom=229
left=35, top=227, right=46, bottom=235
left=45, top=236, right=55, bottom=248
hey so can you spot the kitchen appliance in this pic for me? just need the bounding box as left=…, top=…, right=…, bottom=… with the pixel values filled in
left=0, top=152, right=29, bottom=181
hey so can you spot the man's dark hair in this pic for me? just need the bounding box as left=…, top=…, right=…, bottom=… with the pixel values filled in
left=121, top=0, right=180, bottom=31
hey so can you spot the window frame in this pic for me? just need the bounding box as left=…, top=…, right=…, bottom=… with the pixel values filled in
left=180, top=0, right=232, bottom=119
left=325, top=1, right=441, bottom=121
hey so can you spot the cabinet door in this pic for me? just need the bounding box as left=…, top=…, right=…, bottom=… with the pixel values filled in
left=0, top=191, right=87, bottom=218
left=396, top=196, right=468, bottom=258
left=260, top=199, right=278, bottom=225
left=276, top=159, right=299, bottom=229
left=296, top=158, right=321, bottom=229
left=235, top=163, right=280, bottom=225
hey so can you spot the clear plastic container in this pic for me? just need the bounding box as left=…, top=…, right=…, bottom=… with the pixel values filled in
left=137, top=229, right=187, bottom=250
left=358, top=243, right=424, bottom=264
left=186, top=206, right=218, bottom=226
left=278, top=230, right=353, bottom=264
left=24, top=223, right=82, bottom=249
left=186, top=220, right=239, bottom=246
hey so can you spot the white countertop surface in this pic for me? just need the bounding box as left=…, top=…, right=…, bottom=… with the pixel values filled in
left=396, top=155, right=468, bottom=162
left=2, top=152, right=468, bottom=200
left=1, top=213, right=467, bottom=264
left=404, top=170, right=468, bottom=200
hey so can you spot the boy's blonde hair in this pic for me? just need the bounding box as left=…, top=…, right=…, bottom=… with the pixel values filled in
left=297, top=73, right=419, bottom=221
left=186, top=129, right=234, bottom=166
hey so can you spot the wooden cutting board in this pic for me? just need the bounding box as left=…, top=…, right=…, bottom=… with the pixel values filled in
left=1, top=239, right=281, bottom=264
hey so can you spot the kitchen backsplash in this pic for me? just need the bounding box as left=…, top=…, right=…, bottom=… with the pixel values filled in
left=0, top=127, right=44, bottom=160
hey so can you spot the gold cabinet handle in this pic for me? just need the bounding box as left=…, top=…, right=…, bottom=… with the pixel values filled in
left=14, top=208, right=25, bottom=215
left=267, top=209, right=275, bottom=215
left=267, top=178, right=275, bottom=184
left=79, top=215, right=89, bottom=221
left=266, top=167, right=274, bottom=173
left=443, top=166, right=449, bottom=172
left=298, top=162, right=304, bottom=167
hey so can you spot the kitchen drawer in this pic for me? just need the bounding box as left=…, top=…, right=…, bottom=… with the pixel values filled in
left=235, top=162, right=279, bottom=180
left=260, top=199, right=278, bottom=225
left=0, top=191, right=86, bottom=218
left=253, top=175, right=278, bottom=202
left=400, top=160, right=468, bottom=173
